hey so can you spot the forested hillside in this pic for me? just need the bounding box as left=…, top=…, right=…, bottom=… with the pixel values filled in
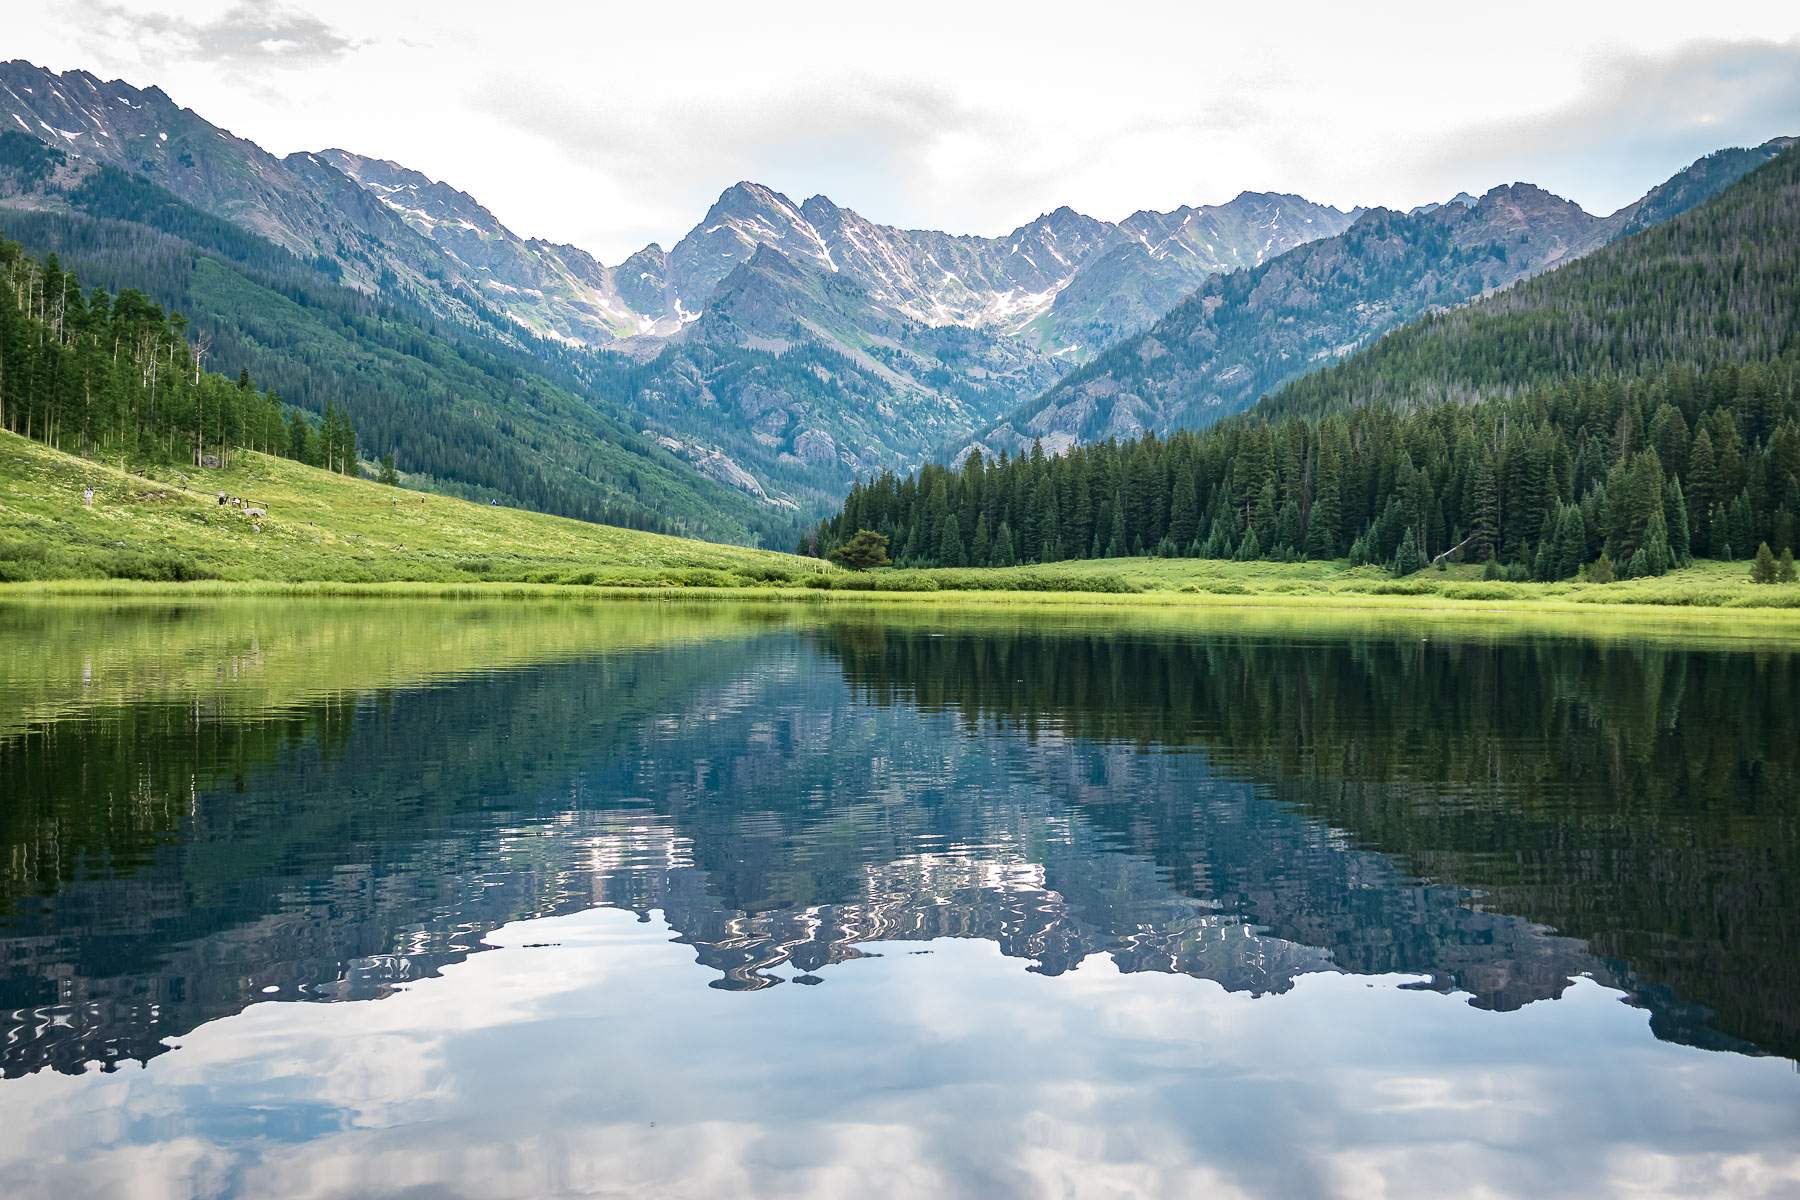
left=1265, top=141, right=1800, bottom=417
left=0, top=132, right=797, bottom=545
left=0, top=237, right=356, bottom=470
left=817, top=150, right=1800, bottom=581
left=971, top=139, right=1792, bottom=455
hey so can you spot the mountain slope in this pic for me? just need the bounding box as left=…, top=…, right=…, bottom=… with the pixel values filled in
left=631, top=182, right=1356, bottom=358
left=1263, top=140, right=1800, bottom=418
left=318, top=148, right=670, bottom=344
left=575, top=186, right=1357, bottom=506
left=0, top=131, right=792, bottom=543
left=604, top=244, right=1064, bottom=510
left=975, top=138, right=1794, bottom=455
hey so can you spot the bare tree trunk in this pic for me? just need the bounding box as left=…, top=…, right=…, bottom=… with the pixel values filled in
left=1431, top=532, right=1476, bottom=566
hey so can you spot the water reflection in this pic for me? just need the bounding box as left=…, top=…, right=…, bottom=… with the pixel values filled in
left=2, top=607, right=1796, bottom=1085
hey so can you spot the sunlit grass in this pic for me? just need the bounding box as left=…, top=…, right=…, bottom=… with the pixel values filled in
left=0, top=430, right=819, bottom=586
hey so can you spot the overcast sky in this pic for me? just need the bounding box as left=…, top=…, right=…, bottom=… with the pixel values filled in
left=11, top=1, right=1800, bottom=262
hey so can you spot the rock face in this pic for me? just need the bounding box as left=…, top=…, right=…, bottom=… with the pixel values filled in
left=972, top=139, right=1794, bottom=455
left=584, top=186, right=1356, bottom=504
left=317, top=149, right=673, bottom=344
left=604, top=180, right=1354, bottom=360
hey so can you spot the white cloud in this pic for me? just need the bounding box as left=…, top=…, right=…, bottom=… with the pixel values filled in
left=68, top=0, right=364, bottom=71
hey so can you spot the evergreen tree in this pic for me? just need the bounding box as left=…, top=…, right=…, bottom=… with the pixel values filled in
left=993, top=521, right=1017, bottom=568
left=1235, top=526, right=1262, bottom=562
left=829, top=529, right=891, bottom=570
left=1664, top=476, right=1692, bottom=566
left=1638, top=508, right=1674, bottom=577
left=1467, top=458, right=1499, bottom=562
left=937, top=515, right=966, bottom=567
left=1751, top=542, right=1779, bottom=584
left=1391, top=527, right=1424, bottom=576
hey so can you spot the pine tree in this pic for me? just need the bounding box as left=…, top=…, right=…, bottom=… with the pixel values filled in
left=1751, top=542, right=1779, bottom=584
left=1664, top=476, right=1692, bottom=566
left=993, top=521, right=1016, bottom=568
left=1235, top=526, right=1262, bottom=562
left=1169, top=462, right=1200, bottom=549
left=1550, top=504, right=1587, bottom=580
left=1638, top=508, right=1673, bottom=577
left=1390, top=527, right=1424, bottom=576
left=938, top=515, right=966, bottom=567
left=1305, top=441, right=1343, bottom=559
left=1467, top=458, right=1499, bottom=562
left=1779, top=547, right=1798, bottom=584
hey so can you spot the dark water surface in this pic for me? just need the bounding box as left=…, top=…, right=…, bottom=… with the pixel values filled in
left=2, top=600, right=1798, bottom=1199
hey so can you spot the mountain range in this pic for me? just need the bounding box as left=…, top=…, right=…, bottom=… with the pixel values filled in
left=0, top=59, right=1363, bottom=514
left=0, top=57, right=1789, bottom=538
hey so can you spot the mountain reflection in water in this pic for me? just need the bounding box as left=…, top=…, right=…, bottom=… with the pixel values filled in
left=3, top=609, right=1796, bottom=1084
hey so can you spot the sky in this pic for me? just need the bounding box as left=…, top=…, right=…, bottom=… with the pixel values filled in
left=10, top=1, right=1800, bottom=263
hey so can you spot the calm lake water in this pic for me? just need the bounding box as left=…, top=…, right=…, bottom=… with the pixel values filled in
left=2, top=599, right=1798, bottom=1199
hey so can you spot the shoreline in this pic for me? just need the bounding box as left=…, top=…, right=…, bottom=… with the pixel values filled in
left=6, top=575, right=1800, bottom=633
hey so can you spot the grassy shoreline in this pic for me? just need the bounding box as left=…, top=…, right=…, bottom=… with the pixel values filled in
left=6, top=430, right=1800, bottom=630
left=7, top=567, right=1800, bottom=626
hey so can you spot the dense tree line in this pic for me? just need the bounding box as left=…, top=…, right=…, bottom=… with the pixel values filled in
left=0, top=238, right=358, bottom=471
left=814, top=360, right=1800, bottom=578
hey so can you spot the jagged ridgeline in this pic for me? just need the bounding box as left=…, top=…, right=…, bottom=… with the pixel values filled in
left=0, top=237, right=358, bottom=470
left=816, top=150, right=1800, bottom=578
left=0, top=131, right=794, bottom=545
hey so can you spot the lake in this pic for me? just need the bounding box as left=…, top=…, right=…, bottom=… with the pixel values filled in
left=2, top=599, right=1798, bottom=1199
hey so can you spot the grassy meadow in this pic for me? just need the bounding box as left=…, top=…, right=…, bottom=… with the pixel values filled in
left=0, top=430, right=815, bottom=586
left=4, top=430, right=1800, bottom=623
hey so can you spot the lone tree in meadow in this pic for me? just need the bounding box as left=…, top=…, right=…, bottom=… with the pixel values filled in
left=829, top=529, right=891, bottom=570
left=1751, top=542, right=1780, bottom=584
left=1780, top=547, right=1798, bottom=584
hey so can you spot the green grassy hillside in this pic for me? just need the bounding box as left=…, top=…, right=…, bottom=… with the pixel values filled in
left=0, top=430, right=817, bottom=585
